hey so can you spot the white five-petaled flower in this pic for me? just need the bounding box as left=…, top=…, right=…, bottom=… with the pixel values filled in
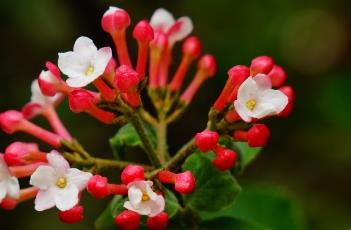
left=150, top=8, right=193, bottom=46
left=29, top=151, right=92, bottom=211
left=58, top=36, right=112, bottom=88
left=234, top=74, right=288, bottom=122
left=123, top=180, right=165, bottom=217
left=31, top=80, right=61, bottom=107
left=0, top=156, right=20, bottom=203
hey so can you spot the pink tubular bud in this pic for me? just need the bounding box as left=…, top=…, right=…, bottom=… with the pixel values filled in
left=115, top=210, right=140, bottom=230
left=174, top=171, right=195, bottom=194
left=225, top=109, right=241, bottom=123
left=121, top=165, right=145, bottom=185
left=147, top=212, right=169, bottom=230
left=0, top=110, right=24, bottom=134
left=103, top=58, right=117, bottom=84
left=279, top=86, right=294, bottom=117
left=4, top=142, right=47, bottom=166
left=247, top=124, right=270, bottom=147
left=39, top=62, right=72, bottom=96
left=133, top=20, right=154, bottom=44
left=107, top=184, right=128, bottom=196
left=250, top=56, right=274, bottom=76
left=59, top=205, right=84, bottom=224
left=1, top=197, right=17, bottom=210
left=93, top=78, right=116, bottom=102
left=268, top=65, right=287, bottom=88
left=115, top=65, right=140, bottom=93
left=194, top=130, right=219, bottom=152
left=87, top=175, right=109, bottom=199
left=182, top=36, right=201, bottom=58
left=149, top=33, right=168, bottom=88
left=198, top=54, right=216, bottom=76
left=9, top=162, right=45, bottom=178
left=213, top=147, right=237, bottom=171
left=101, top=7, right=131, bottom=33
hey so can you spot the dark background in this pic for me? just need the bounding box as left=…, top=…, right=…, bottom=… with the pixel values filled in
left=0, top=0, right=351, bottom=229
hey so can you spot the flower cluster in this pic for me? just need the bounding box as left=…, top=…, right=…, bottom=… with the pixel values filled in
left=0, top=6, right=294, bottom=230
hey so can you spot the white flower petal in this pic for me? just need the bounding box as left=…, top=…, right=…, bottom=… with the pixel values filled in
left=40, top=70, right=57, bottom=84
left=234, top=100, right=252, bottom=123
left=0, top=158, right=11, bottom=181
left=128, top=185, right=143, bottom=207
left=145, top=184, right=158, bottom=201
left=123, top=201, right=140, bottom=213
left=58, top=52, right=88, bottom=78
left=7, top=177, right=20, bottom=199
left=91, top=47, right=112, bottom=78
left=34, top=190, right=55, bottom=211
left=47, top=152, right=69, bottom=176
left=168, top=16, right=193, bottom=45
left=148, top=195, right=165, bottom=217
left=53, top=184, right=79, bottom=211
left=66, top=77, right=92, bottom=88
left=66, top=168, right=92, bottom=191
left=30, top=165, right=56, bottom=190
left=253, top=74, right=272, bottom=91
left=236, top=77, right=259, bottom=102
left=0, top=181, right=7, bottom=202
left=73, top=36, right=98, bottom=59
left=150, top=8, right=175, bottom=32
left=255, top=89, right=288, bottom=116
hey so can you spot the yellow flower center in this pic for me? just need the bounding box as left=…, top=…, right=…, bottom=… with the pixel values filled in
left=246, top=99, right=256, bottom=111
left=142, top=193, right=150, bottom=202
left=56, top=177, right=67, bottom=189
left=85, top=66, right=94, bottom=76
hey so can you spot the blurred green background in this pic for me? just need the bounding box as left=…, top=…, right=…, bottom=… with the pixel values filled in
left=0, top=0, right=351, bottom=229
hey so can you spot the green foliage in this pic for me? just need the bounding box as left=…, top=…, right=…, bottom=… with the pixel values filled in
left=182, top=153, right=241, bottom=212
left=200, top=217, right=269, bottom=230
left=109, top=123, right=156, bottom=160
left=163, top=188, right=181, bottom=218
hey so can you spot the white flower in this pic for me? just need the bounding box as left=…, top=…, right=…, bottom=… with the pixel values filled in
left=150, top=8, right=193, bottom=45
left=123, top=180, right=165, bottom=217
left=234, top=74, right=288, bottom=122
left=30, top=80, right=61, bottom=107
left=30, top=151, right=92, bottom=211
left=58, top=36, right=112, bottom=88
left=0, top=156, right=20, bottom=203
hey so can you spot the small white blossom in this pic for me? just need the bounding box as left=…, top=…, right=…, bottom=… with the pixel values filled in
left=123, top=180, right=165, bottom=217
left=30, top=80, right=61, bottom=107
left=58, top=36, right=112, bottom=88
left=0, top=156, right=20, bottom=203
left=30, top=151, right=92, bottom=211
left=150, top=8, right=193, bottom=45
left=234, top=74, right=288, bottom=122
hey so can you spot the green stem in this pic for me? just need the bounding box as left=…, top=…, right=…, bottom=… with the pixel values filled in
left=140, top=108, right=158, bottom=126
left=156, top=118, right=169, bottom=163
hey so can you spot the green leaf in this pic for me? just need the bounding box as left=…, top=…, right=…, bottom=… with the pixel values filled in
left=182, top=153, right=241, bottom=212
left=95, top=196, right=126, bottom=230
left=200, top=217, right=269, bottom=230
left=110, top=195, right=128, bottom=216
left=109, top=122, right=156, bottom=160
left=164, top=188, right=181, bottom=218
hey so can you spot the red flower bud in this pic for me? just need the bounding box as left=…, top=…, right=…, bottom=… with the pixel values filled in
left=157, top=170, right=196, bottom=194
left=147, top=212, right=168, bottom=230
left=87, top=175, right=109, bottom=199
left=213, top=147, right=237, bottom=171
left=1, top=197, right=17, bottom=210
left=58, top=205, right=84, bottom=224
left=121, top=165, right=145, bottom=185
left=133, top=20, right=154, bottom=44
left=247, top=124, right=270, bottom=147
left=182, top=36, right=201, bottom=58
left=101, top=7, right=131, bottom=34
left=250, top=56, right=274, bottom=76
left=268, top=65, right=286, bottom=88
left=0, top=110, right=24, bottom=134
left=198, top=54, right=216, bottom=76
left=4, top=142, right=47, bottom=166
left=194, top=130, right=219, bottom=152
left=279, top=86, right=294, bottom=117
left=115, top=210, right=140, bottom=230
left=68, top=89, right=96, bottom=113
left=115, top=65, right=140, bottom=93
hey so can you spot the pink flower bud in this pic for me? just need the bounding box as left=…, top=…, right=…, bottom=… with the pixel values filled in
left=247, top=124, right=270, bottom=147
left=115, top=65, right=140, bottom=93
left=175, top=171, right=195, bottom=194
left=68, top=90, right=95, bottom=113
left=150, top=32, right=168, bottom=50
left=182, top=36, right=201, bottom=58
left=147, top=212, right=169, bottom=230
left=133, top=20, right=154, bottom=44
left=101, top=7, right=131, bottom=34
left=225, top=110, right=241, bottom=123
left=0, top=110, right=24, bottom=134
left=21, top=103, right=43, bottom=120
left=250, top=56, right=274, bottom=76
left=213, top=147, right=237, bottom=171
left=58, top=205, right=84, bottom=224
left=46, top=61, right=61, bottom=79
left=268, top=65, right=287, bottom=88
left=194, top=130, right=219, bottom=152
left=278, top=86, right=294, bottom=117
left=4, top=142, right=47, bottom=166
left=121, top=165, right=145, bottom=185
left=1, top=197, right=17, bottom=210
left=87, top=175, right=109, bottom=199
left=115, top=210, right=140, bottom=230
left=198, top=54, right=216, bottom=76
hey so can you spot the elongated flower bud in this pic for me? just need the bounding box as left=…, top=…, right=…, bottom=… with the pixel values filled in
left=4, top=142, right=47, bottom=166
left=115, top=210, right=140, bottom=230
left=121, top=165, right=145, bottom=185
left=278, top=86, right=294, bottom=117
left=149, top=33, right=168, bottom=88
left=147, top=212, right=168, bottom=230
left=268, top=65, right=286, bottom=88
left=194, top=130, right=219, bottom=152
left=157, top=170, right=195, bottom=194
left=87, top=175, right=128, bottom=199
left=213, top=146, right=237, bottom=171
left=59, top=205, right=84, bottom=224
left=234, top=124, right=270, bottom=147
left=250, top=56, right=274, bottom=76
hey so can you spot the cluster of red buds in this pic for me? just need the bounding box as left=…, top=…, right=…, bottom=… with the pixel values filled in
left=0, top=5, right=294, bottom=230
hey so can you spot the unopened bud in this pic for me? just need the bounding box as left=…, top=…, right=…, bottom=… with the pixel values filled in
left=115, top=65, right=140, bottom=93
left=268, top=65, right=287, bottom=88
left=213, top=147, right=237, bottom=171
left=58, top=205, right=84, bottom=224
left=133, top=20, right=154, bottom=43
left=121, top=165, right=145, bottom=185
left=194, top=130, right=219, bottom=152
left=182, top=36, right=201, bottom=58
left=250, top=56, right=274, bottom=76
left=147, top=212, right=169, bottom=230
left=278, top=86, right=294, bottom=117
left=115, top=210, right=140, bottom=230
left=102, top=7, right=130, bottom=34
